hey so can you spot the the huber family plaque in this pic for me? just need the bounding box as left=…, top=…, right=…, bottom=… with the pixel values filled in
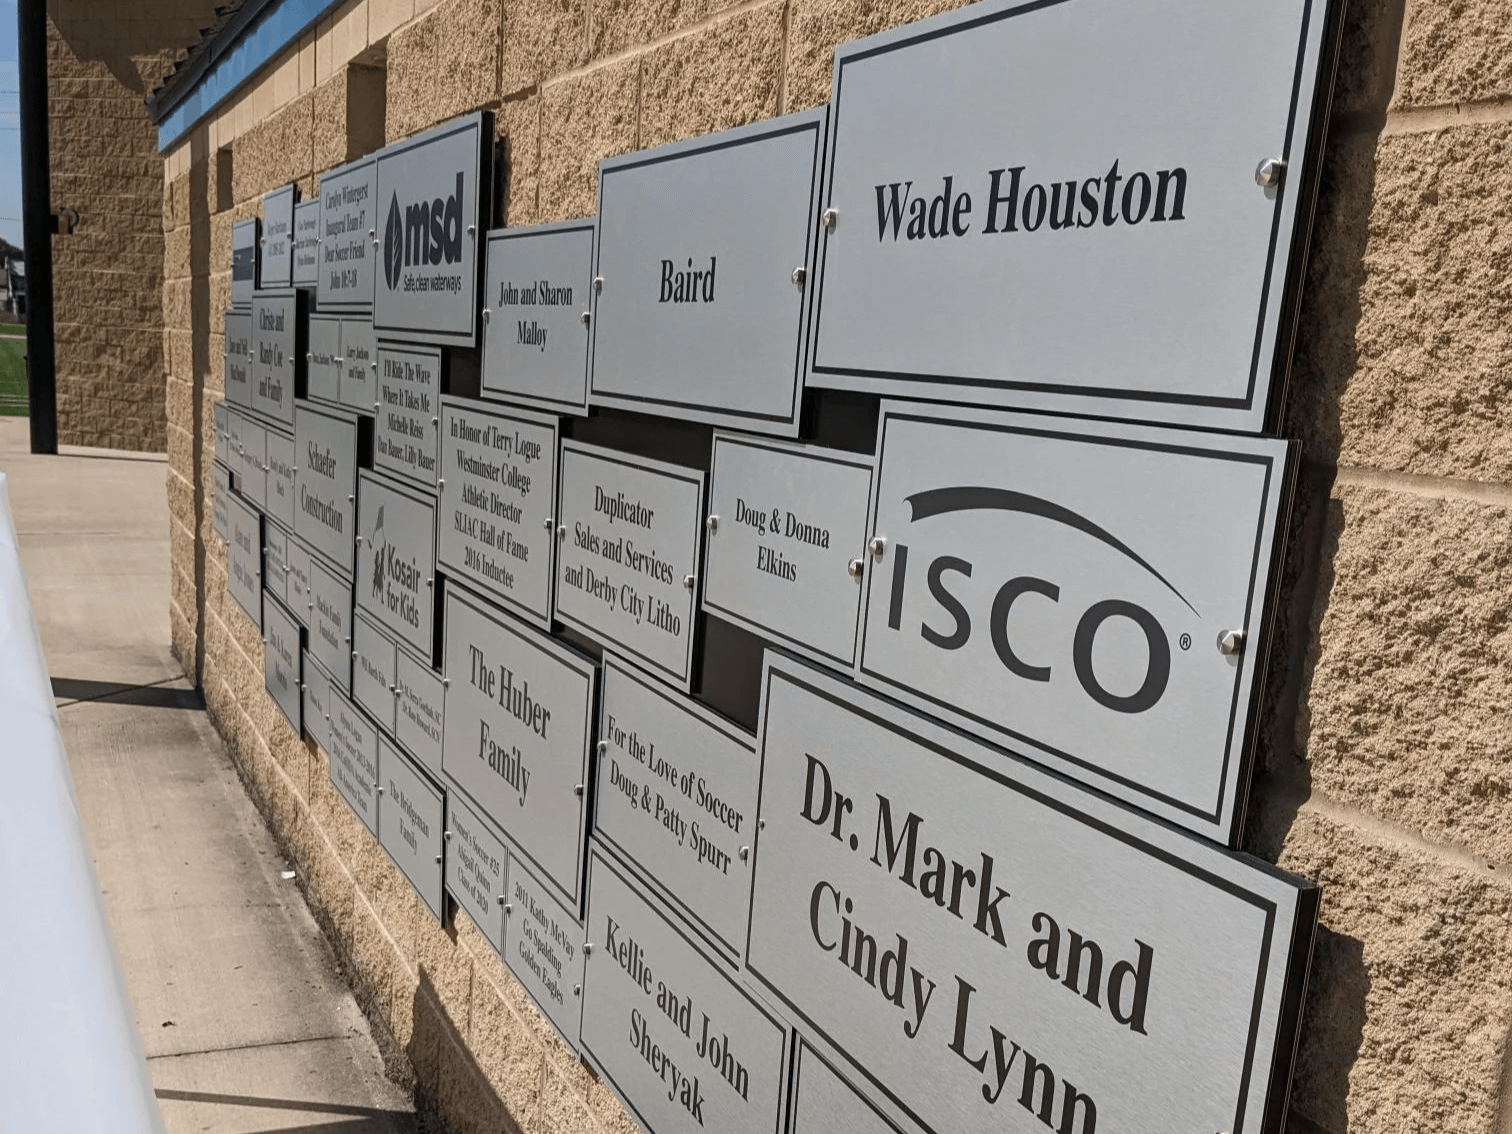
left=746, top=654, right=1318, bottom=1134
left=481, top=219, right=594, bottom=414
left=293, top=403, right=361, bottom=577
left=787, top=1041, right=898, bottom=1134
left=212, top=463, right=230, bottom=542
left=307, top=316, right=343, bottom=404
left=704, top=434, right=874, bottom=670
left=260, top=184, right=296, bottom=289
left=378, top=736, right=446, bottom=920
left=353, top=612, right=399, bottom=735
left=555, top=442, right=704, bottom=691
left=441, top=584, right=597, bottom=911
left=292, top=198, right=321, bottom=288
left=251, top=289, right=305, bottom=428
left=373, top=112, right=489, bottom=347
left=580, top=848, right=791, bottom=1134
left=595, top=657, right=757, bottom=966
left=263, top=520, right=289, bottom=605
left=341, top=319, right=378, bottom=414
left=395, top=646, right=444, bottom=777
left=286, top=537, right=313, bottom=630
left=590, top=108, right=827, bottom=435
left=231, top=218, right=259, bottom=308
left=860, top=403, right=1291, bottom=843
left=234, top=411, right=267, bottom=509
left=266, top=428, right=296, bottom=531
left=226, top=493, right=262, bottom=627
left=354, top=470, right=437, bottom=659
left=263, top=593, right=303, bottom=733
left=303, top=651, right=335, bottom=752
left=375, top=342, right=441, bottom=487
left=806, top=0, right=1338, bottom=433
left=445, top=793, right=508, bottom=954
left=225, top=311, right=253, bottom=408
left=309, top=555, right=353, bottom=690
left=318, top=154, right=377, bottom=313
left=503, top=849, right=587, bottom=1052
left=438, top=397, right=558, bottom=629
left=330, top=693, right=379, bottom=834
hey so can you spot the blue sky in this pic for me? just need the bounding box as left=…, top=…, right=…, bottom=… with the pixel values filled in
left=0, top=0, right=21, bottom=250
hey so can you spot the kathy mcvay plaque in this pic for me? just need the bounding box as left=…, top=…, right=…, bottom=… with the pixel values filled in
left=341, top=319, right=378, bottom=414
left=225, top=311, right=253, bottom=408
left=396, top=646, right=444, bottom=777
left=292, top=198, right=321, bottom=288
left=580, top=848, right=791, bottom=1134
left=294, top=403, right=360, bottom=577
left=704, top=433, right=874, bottom=670
left=251, top=289, right=305, bottom=428
left=378, top=736, right=446, bottom=920
left=213, top=463, right=230, bottom=542
left=556, top=442, right=705, bottom=691
left=859, top=403, right=1291, bottom=843
left=260, top=183, right=296, bottom=289
left=318, top=154, right=377, bottom=313
left=226, top=492, right=262, bottom=627
left=446, top=793, right=508, bottom=954
left=746, top=654, right=1318, bottom=1134
left=807, top=0, right=1340, bottom=434
left=438, top=397, right=558, bottom=628
left=303, top=650, right=335, bottom=753
left=355, top=470, right=438, bottom=659
left=353, top=612, right=399, bottom=735
left=596, top=657, right=757, bottom=965
left=373, top=112, right=489, bottom=347
left=441, top=584, right=597, bottom=911
left=263, top=593, right=303, bottom=733
left=788, top=1041, right=899, bottom=1134
left=330, top=693, right=379, bottom=834
left=376, top=342, right=441, bottom=487
left=307, top=316, right=344, bottom=404
left=310, top=555, right=353, bottom=690
left=481, top=219, right=594, bottom=413
left=590, top=108, right=827, bottom=435
left=263, top=520, right=290, bottom=605
left=286, top=537, right=313, bottom=630
left=266, top=428, right=296, bottom=531
left=504, top=847, right=587, bottom=1052
left=231, top=217, right=259, bottom=308
left=235, top=412, right=268, bottom=509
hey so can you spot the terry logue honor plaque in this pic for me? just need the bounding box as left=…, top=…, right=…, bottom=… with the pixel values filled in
left=859, top=403, right=1291, bottom=843
left=251, top=289, right=305, bottom=428
left=294, top=403, right=361, bottom=576
left=318, top=154, right=377, bottom=313
left=503, top=849, right=587, bottom=1052
left=263, top=593, right=303, bottom=733
left=227, top=492, right=262, bottom=627
left=341, top=319, right=377, bottom=414
left=446, top=793, right=508, bottom=954
left=355, top=470, right=437, bottom=659
left=555, top=442, right=704, bottom=691
left=330, top=693, right=379, bottom=834
left=746, top=653, right=1318, bottom=1134
left=375, top=341, right=441, bottom=487
left=292, top=198, right=321, bottom=288
left=307, top=316, right=343, bottom=404
left=260, top=183, right=296, bottom=289
left=481, top=219, right=594, bottom=413
left=590, top=108, right=826, bottom=435
left=806, top=0, right=1339, bottom=433
left=396, top=647, right=445, bottom=777
left=378, top=736, right=446, bottom=920
left=225, top=311, right=253, bottom=408
left=231, top=218, right=259, bottom=308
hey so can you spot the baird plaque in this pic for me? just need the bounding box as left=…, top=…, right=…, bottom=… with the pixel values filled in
left=263, top=519, right=289, bottom=605
left=441, top=584, right=596, bottom=911
left=251, top=290, right=305, bottom=428
left=292, top=198, right=321, bottom=288
left=396, top=646, right=444, bottom=777
left=263, top=593, right=303, bottom=733
left=355, top=470, right=438, bottom=659
left=353, top=611, right=399, bottom=735
left=294, top=403, right=361, bottom=577
left=806, top=0, right=1340, bottom=433
left=746, top=653, right=1318, bottom=1134
left=307, top=316, right=344, bottom=404
left=260, top=184, right=296, bottom=289
left=859, top=403, right=1291, bottom=843
left=318, top=154, right=377, bottom=313
left=341, top=319, right=378, bottom=414
left=555, top=442, right=704, bottom=691
left=481, top=219, right=594, bottom=413
left=378, top=736, right=446, bottom=920
left=231, top=218, right=259, bottom=308
left=596, top=657, right=757, bottom=965
left=446, top=793, right=508, bottom=954
left=330, top=693, right=379, bottom=834
left=226, top=492, right=262, bottom=628
left=286, top=537, right=313, bottom=630
left=438, top=397, right=558, bottom=628
left=375, top=342, right=441, bottom=487
left=266, top=428, right=296, bottom=531
left=212, top=463, right=230, bottom=542
left=225, top=311, right=253, bottom=408
left=788, top=1041, right=900, bottom=1134
left=704, top=434, right=874, bottom=670
left=310, top=555, right=353, bottom=690
left=504, top=848, right=587, bottom=1052
left=303, top=650, right=335, bottom=752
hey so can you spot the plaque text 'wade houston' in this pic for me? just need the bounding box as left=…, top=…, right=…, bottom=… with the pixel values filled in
left=860, top=404, right=1292, bottom=844
left=807, top=0, right=1340, bottom=433
left=747, top=654, right=1318, bottom=1134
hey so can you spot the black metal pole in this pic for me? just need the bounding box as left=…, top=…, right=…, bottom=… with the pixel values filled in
left=18, top=0, right=57, bottom=454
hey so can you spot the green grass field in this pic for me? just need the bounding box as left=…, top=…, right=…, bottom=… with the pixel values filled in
left=0, top=328, right=27, bottom=416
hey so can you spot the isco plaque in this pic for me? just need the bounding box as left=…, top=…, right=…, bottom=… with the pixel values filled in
left=251, top=289, right=305, bottom=428
left=446, top=793, right=508, bottom=954
left=231, top=218, right=259, bottom=308
left=788, top=1041, right=900, bottom=1134
left=438, top=397, right=558, bottom=628
left=307, top=316, right=343, bottom=404
left=310, top=555, right=353, bottom=690
left=286, top=537, right=313, bottom=630
left=746, top=654, right=1318, bottom=1134
left=318, top=154, right=377, bottom=313
left=263, top=593, right=303, bottom=733
left=580, top=848, right=791, bottom=1134
left=705, top=434, right=873, bottom=670
left=226, top=493, right=262, bottom=628
left=292, top=198, right=321, bottom=288
left=860, top=403, right=1291, bottom=843
left=293, top=402, right=361, bottom=577
left=378, top=736, right=446, bottom=920
left=212, top=462, right=230, bottom=542
left=441, top=584, right=597, bottom=910
left=234, top=411, right=267, bottom=509
left=225, top=311, right=253, bottom=408
left=481, top=219, right=594, bottom=413
left=353, top=612, right=399, bottom=735
left=503, top=848, right=587, bottom=1052
left=341, top=319, right=378, bottom=414
left=330, top=693, right=379, bottom=834
left=596, top=657, right=756, bottom=965
left=260, top=184, right=296, bottom=289
left=556, top=442, right=704, bottom=691
left=590, top=109, right=826, bottom=435
left=263, top=519, right=289, bottom=605
left=303, top=651, right=335, bottom=752
left=266, top=427, right=296, bottom=531
left=373, top=112, right=489, bottom=347
left=396, top=646, right=444, bottom=777
left=354, top=470, right=438, bottom=658
left=375, top=342, right=441, bottom=487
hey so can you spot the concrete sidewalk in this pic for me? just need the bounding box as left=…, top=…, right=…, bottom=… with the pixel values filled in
left=0, top=419, right=419, bottom=1134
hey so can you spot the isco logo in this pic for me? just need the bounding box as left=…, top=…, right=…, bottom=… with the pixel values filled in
left=381, top=171, right=466, bottom=291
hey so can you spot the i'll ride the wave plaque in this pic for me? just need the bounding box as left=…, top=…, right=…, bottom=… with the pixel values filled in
left=376, top=341, right=441, bottom=488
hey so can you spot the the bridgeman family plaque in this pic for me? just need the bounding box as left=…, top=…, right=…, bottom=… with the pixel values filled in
left=294, top=403, right=361, bottom=577
left=355, top=470, right=437, bottom=660
left=260, top=184, right=296, bottom=289
left=376, top=342, right=441, bottom=487
left=231, top=218, right=259, bottom=308
left=378, top=736, right=446, bottom=920
left=318, top=154, right=377, bottom=313
left=503, top=848, right=587, bottom=1052
left=292, top=198, right=321, bottom=288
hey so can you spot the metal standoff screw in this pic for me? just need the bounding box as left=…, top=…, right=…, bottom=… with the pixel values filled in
left=390, top=684, right=398, bottom=694
left=482, top=308, right=491, bottom=323
left=370, top=363, right=377, bottom=372
left=847, top=557, right=863, bottom=578
left=822, top=207, right=839, bottom=229
left=348, top=494, right=355, bottom=503
left=791, top=266, right=807, bottom=286
left=593, top=276, right=604, bottom=292
left=432, top=417, right=438, bottom=426
left=497, top=895, right=507, bottom=906
left=1217, top=629, right=1246, bottom=656
left=443, top=677, right=451, bottom=687
left=574, top=783, right=585, bottom=796
left=369, top=228, right=376, bottom=239
left=444, top=829, right=453, bottom=840
left=426, top=577, right=434, bottom=588
left=583, top=943, right=594, bottom=956
left=580, top=311, right=592, bottom=326
left=557, top=524, right=566, bottom=539
left=467, top=224, right=477, bottom=236
left=739, top=845, right=750, bottom=862
left=597, top=740, right=608, bottom=756
left=306, top=351, right=313, bottom=362
left=434, top=854, right=443, bottom=864
left=503, top=901, right=513, bottom=913
left=758, top=818, right=766, bottom=831
left=543, top=516, right=555, bottom=531
left=438, top=478, right=446, bottom=488
left=706, top=514, right=719, bottom=532
left=376, top=783, right=384, bottom=794
left=868, top=536, right=887, bottom=559
left=1254, top=158, right=1287, bottom=188
left=684, top=574, right=695, bottom=590
left=574, top=985, right=582, bottom=997
left=352, top=650, right=358, bottom=659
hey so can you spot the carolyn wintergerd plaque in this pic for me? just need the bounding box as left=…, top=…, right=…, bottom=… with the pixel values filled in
left=260, top=184, right=296, bottom=289
left=225, top=311, right=253, bottom=408
left=746, top=654, right=1318, bottom=1134
left=307, top=316, right=343, bottom=404
left=446, top=793, right=508, bottom=954
left=263, top=520, right=289, bottom=605
left=251, top=289, right=305, bottom=428
left=590, top=108, right=827, bottom=436
left=353, top=611, right=399, bottom=735
left=441, top=583, right=597, bottom=911
left=263, top=593, right=303, bottom=733
left=481, top=219, right=594, bottom=413
left=373, top=111, right=489, bottom=347
left=580, top=847, right=791, bottom=1134
left=341, top=319, right=378, bottom=415
left=294, top=402, right=361, bottom=577
left=807, top=0, right=1339, bottom=434
left=859, top=403, right=1291, bottom=843
left=303, top=650, right=335, bottom=753
left=318, top=154, right=377, bottom=313
left=234, top=411, right=267, bottom=509
left=355, top=470, right=438, bottom=659
left=330, top=692, right=379, bottom=834
left=213, top=463, right=230, bottom=542
left=231, top=218, right=259, bottom=308
left=310, top=555, right=353, bottom=690
left=226, top=492, right=262, bottom=628
left=375, top=342, right=441, bottom=487
left=704, top=433, right=874, bottom=671
left=266, top=428, right=296, bottom=531
left=378, top=736, right=446, bottom=920
left=555, top=442, right=705, bottom=691
left=504, top=847, right=587, bottom=1052
left=788, top=1041, right=898, bottom=1134
left=438, top=397, right=558, bottom=629
left=293, top=198, right=321, bottom=288
left=396, top=646, right=444, bottom=777
left=595, top=657, right=756, bottom=966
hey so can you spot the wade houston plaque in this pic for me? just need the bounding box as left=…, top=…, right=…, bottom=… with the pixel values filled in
left=318, top=155, right=377, bottom=312
left=330, top=693, right=379, bottom=833
left=225, top=311, right=253, bottom=408
left=286, top=537, right=313, bottom=630
left=746, top=654, right=1318, bottom=1134
left=807, top=0, right=1338, bottom=433
left=704, top=434, right=874, bottom=670
left=481, top=219, right=594, bottom=413
left=260, top=184, right=296, bottom=289
left=590, top=109, right=826, bottom=435
left=231, top=218, right=259, bottom=308
left=580, top=848, right=791, bottom=1134
left=441, top=584, right=597, bottom=910
left=227, top=493, right=262, bottom=627
left=788, top=1041, right=897, bottom=1134
left=292, top=198, right=321, bottom=288
left=266, top=428, right=296, bottom=531
left=438, top=397, right=558, bottom=628
left=235, top=413, right=268, bottom=509
left=212, top=463, right=230, bottom=541
left=303, top=651, right=335, bottom=752
left=859, top=403, right=1291, bottom=843
left=555, top=443, right=704, bottom=691
left=446, top=793, right=508, bottom=953
left=355, top=470, right=438, bottom=658
left=263, top=520, right=289, bottom=605
left=353, top=612, right=399, bottom=734
left=307, top=316, right=344, bottom=404
left=341, top=319, right=378, bottom=413
left=263, top=594, right=303, bottom=733
left=378, top=736, right=446, bottom=920
left=375, top=342, right=441, bottom=487
left=293, top=403, right=360, bottom=577
left=504, top=849, right=587, bottom=1051
left=310, top=556, right=354, bottom=690
left=251, top=290, right=303, bottom=428
left=373, top=112, right=488, bottom=346
left=596, top=657, right=757, bottom=965
left=396, top=646, right=444, bottom=776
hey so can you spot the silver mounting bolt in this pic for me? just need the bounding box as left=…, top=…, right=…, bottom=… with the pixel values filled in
left=580, top=311, right=592, bottom=326
left=503, top=901, right=512, bottom=913
left=593, top=276, right=603, bottom=292
left=574, top=783, right=585, bottom=796
left=557, top=524, right=566, bottom=539
left=482, top=308, right=491, bottom=323
left=739, top=845, right=750, bottom=862
left=596, top=740, right=608, bottom=756
left=847, top=558, right=864, bottom=578
left=543, top=516, right=555, bottom=531
left=684, top=573, right=695, bottom=590
left=574, top=984, right=582, bottom=997
left=583, top=943, right=593, bottom=956
left=822, top=207, right=838, bottom=229
left=1255, top=158, right=1286, bottom=189
left=1217, top=629, right=1246, bottom=656
left=706, top=514, right=719, bottom=532
left=467, top=224, right=477, bottom=236
left=791, top=266, right=807, bottom=286
left=868, top=536, right=886, bottom=559
left=434, top=854, right=443, bottom=864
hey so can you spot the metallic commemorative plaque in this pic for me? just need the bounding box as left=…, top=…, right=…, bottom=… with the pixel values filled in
left=293, top=198, right=321, bottom=288
left=212, top=463, right=229, bottom=542
left=581, top=847, right=791, bottom=1134
left=746, top=654, right=1318, bottom=1134
left=330, top=693, right=379, bottom=834
left=293, top=402, right=360, bottom=577
left=437, top=397, right=558, bottom=628
left=340, top=319, right=377, bottom=414
left=307, top=317, right=343, bottom=404
left=302, top=650, right=335, bottom=752
left=503, top=848, right=587, bottom=1052
left=263, top=520, right=289, bottom=605
left=373, top=112, right=489, bottom=347
left=231, top=218, right=259, bottom=308
left=234, top=412, right=267, bottom=509
left=354, top=470, right=438, bottom=659
left=807, top=0, right=1340, bottom=433
left=263, top=593, right=303, bottom=733
left=286, top=537, right=313, bottom=630
left=309, top=555, right=353, bottom=690
left=395, top=646, right=444, bottom=777
left=378, top=736, right=446, bottom=921
left=225, top=311, right=253, bottom=408
left=595, top=657, right=757, bottom=965
left=251, top=289, right=304, bottom=428
left=266, top=428, right=296, bottom=531
left=445, top=793, right=508, bottom=953
left=226, top=493, right=262, bottom=628
left=318, top=154, right=377, bottom=313
left=788, top=1041, right=902, bottom=1134
left=481, top=219, right=594, bottom=413
left=705, top=434, right=874, bottom=670
left=555, top=442, right=705, bottom=691
left=213, top=400, right=230, bottom=468
left=860, top=404, right=1292, bottom=843
left=590, top=108, right=827, bottom=435
left=353, top=611, right=399, bottom=735
left=375, top=341, right=441, bottom=487
left=259, top=184, right=296, bottom=289
left=441, top=584, right=597, bottom=911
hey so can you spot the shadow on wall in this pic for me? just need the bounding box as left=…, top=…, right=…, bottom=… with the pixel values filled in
left=47, top=0, right=224, bottom=92
left=409, top=967, right=519, bottom=1133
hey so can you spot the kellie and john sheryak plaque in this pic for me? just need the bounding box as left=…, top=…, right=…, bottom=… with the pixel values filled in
left=260, top=184, right=296, bottom=289
left=226, top=491, right=262, bottom=627
left=318, top=154, right=377, bottom=313
left=330, top=692, right=379, bottom=834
